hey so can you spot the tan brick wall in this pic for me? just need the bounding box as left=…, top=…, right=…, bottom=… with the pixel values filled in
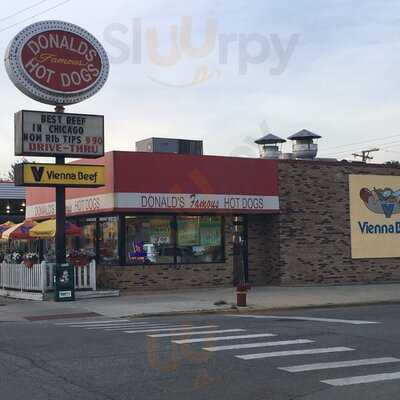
left=247, top=214, right=280, bottom=285
left=276, top=160, right=400, bottom=285
left=97, top=216, right=234, bottom=291
left=97, top=160, right=400, bottom=290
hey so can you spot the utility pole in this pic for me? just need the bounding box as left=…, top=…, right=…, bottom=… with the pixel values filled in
left=352, top=148, right=380, bottom=162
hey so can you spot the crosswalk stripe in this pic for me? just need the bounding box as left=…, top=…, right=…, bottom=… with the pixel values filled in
left=86, top=324, right=172, bottom=330
left=71, top=323, right=158, bottom=329
left=228, top=315, right=380, bottom=325
left=103, top=324, right=191, bottom=331
left=236, top=347, right=355, bottom=360
left=56, top=319, right=131, bottom=325
left=78, top=322, right=158, bottom=329
left=280, top=357, right=400, bottom=373
left=148, top=329, right=246, bottom=338
left=321, top=371, right=400, bottom=386
left=124, top=325, right=219, bottom=334
left=172, top=333, right=276, bottom=344
left=204, top=339, right=314, bottom=352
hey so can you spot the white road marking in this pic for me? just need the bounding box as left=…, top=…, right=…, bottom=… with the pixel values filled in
left=280, top=357, right=400, bottom=373
left=148, top=329, right=245, bottom=338
left=102, top=325, right=174, bottom=331
left=227, top=315, right=380, bottom=325
left=236, top=347, right=355, bottom=360
left=56, top=319, right=131, bottom=325
left=72, top=323, right=159, bottom=329
left=124, top=325, right=220, bottom=334
left=86, top=324, right=172, bottom=330
left=172, top=333, right=276, bottom=344
left=321, top=371, right=400, bottom=386
left=204, top=339, right=314, bottom=352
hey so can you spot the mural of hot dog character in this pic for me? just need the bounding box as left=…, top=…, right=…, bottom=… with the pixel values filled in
left=360, top=187, right=400, bottom=218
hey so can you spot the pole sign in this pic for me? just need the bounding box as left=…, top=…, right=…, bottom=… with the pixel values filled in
left=5, top=20, right=109, bottom=105
left=15, top=110, right=104, bottom=158
left=15, top=163, right=105, bottom=187
left=6, top=20, right=109, bottom=274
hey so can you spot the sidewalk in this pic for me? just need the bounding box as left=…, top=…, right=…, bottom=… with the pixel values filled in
left=2, top=283, right=400, bottom=322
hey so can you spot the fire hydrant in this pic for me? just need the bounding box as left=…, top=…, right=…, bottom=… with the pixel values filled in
left=236, top=283, right=251, bottom=307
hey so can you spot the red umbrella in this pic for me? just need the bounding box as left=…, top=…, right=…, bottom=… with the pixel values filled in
left=65, top=221, right=83, bottom=236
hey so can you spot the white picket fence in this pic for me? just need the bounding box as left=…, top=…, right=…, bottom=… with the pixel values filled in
left=0, top=260, right=96, bottom=293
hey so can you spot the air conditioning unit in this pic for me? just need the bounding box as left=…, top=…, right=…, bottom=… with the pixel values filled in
left=135, top=138, right=203, bottom=155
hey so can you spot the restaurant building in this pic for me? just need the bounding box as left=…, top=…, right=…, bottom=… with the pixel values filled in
left=25, top=133, right=400, bottom=290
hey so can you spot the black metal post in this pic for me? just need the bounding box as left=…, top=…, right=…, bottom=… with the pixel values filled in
left=55, top=104, right=66, bottom=265
left=55, top=156, right=66, bottom=265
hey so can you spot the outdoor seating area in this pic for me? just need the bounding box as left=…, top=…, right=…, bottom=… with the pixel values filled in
left=0, top=220, right=97, bottom=298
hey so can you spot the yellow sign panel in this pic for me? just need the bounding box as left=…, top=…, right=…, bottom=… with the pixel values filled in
left=349, top=174, right=400, bottom=259
left=17, top=163, right=105, bottom=187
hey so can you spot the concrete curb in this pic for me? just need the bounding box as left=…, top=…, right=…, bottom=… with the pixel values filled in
left=125, top=299, right=400, bottom=319
left=0, top=289, right=44, bottom=301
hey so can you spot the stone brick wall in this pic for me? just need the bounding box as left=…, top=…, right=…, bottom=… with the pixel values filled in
left=275, top=160, right=400, bottom=285
left=97, top=216, right=234, bottom=291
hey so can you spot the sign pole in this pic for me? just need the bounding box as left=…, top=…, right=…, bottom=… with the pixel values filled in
left=55, top=105, right=66, bottom=265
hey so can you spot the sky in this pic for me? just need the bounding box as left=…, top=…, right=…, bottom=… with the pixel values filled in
left=0, top=0, right=400, bottom=175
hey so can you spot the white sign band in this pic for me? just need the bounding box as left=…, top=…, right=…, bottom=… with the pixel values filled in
left=26, top=192, right=280, bottom=218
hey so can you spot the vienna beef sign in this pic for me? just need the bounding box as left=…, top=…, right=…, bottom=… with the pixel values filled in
left=5, top=20, right=109, bottom=105
left=15, top=163, right=105, bottom=188
left=349, top=174, right=400, bottom=259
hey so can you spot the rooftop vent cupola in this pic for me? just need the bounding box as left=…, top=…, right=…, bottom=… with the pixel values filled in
left=255, top=134, right=286, bottom=159
left=287, top=129, right=321, bottom=160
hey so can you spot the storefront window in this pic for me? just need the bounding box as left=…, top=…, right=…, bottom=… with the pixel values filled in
left=79, top=218, right=96, bottom=258
left=44, top=214, right=225, bottom=266
left=125, top=216, right=174, bottom=264
left=98, top=216, right=119, bottom=265
left=176, top=216, right=224, bottom=263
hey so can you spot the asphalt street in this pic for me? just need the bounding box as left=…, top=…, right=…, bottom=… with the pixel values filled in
left=1, top=303, right=400, bottom=400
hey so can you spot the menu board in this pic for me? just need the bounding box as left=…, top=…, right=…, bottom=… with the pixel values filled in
left=200, top=217, right=221, bottom=246
left=150, top=218, right=172, bottom=244
left=177, top=218, right=199, bottom=246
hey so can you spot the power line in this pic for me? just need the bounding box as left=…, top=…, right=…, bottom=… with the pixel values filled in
left=0, top=0, right=51, bottom=23
left=0, top=0, right=72, bottom=34
left=319, top=134, right=400, bottom=155
left=382, top=149, right=400, bottom=155
left=324, top=138, right=400, bottom=158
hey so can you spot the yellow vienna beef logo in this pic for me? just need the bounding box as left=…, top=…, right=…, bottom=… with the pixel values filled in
left=16, top=163, right=105, bottom=187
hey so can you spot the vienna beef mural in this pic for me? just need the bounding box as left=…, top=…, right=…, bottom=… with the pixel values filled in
left=349, top=175, right=400, bottom=258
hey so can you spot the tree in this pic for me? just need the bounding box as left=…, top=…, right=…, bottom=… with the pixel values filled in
left=385, top=160, right=400, bottom=168
left=7, top=158, right=29, bottom=181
